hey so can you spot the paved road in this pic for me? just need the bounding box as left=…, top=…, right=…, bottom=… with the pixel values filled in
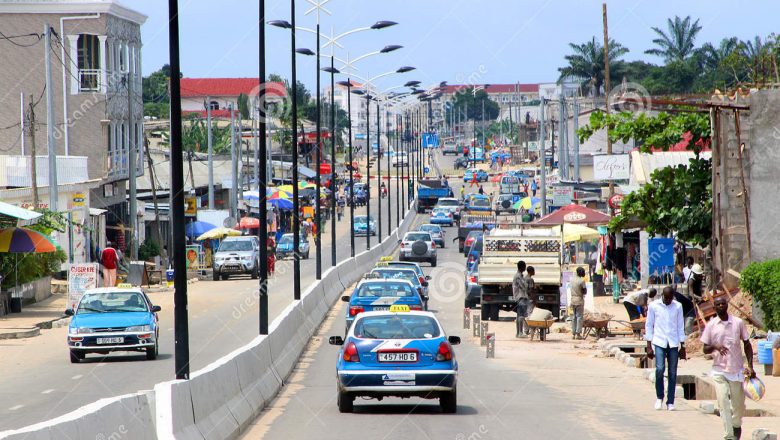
left=242, top=152, right=684, bottom=440
left=0, top=160, right=407, bottom=431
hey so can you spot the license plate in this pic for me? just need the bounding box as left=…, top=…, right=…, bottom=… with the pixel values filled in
left=372, top=306, right=389, bottom=311
left=223, top=265, right=241, bottom=272
left=378, top=352, right=417, bottom=362
left=96, top=337, right=124, bottom=344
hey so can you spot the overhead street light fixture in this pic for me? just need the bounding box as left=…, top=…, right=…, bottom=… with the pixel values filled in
left=295, top=47, right=315, bottom=56
left=322, top=66, right=340, bottom=73
left=268, top=19, right=292, bottom=28
left=411, top=88, right=425, bottom=94
left=337, top=80, right=355, bottom=87
left=396, top=66, right=415, bottom=73
left=380, top=44, right=403, bottom=53
left=404, top=80, right=421, bottom=87
left=371, top=20, right=398, bottom=29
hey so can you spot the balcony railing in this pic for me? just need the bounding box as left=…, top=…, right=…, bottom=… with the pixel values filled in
left=79, top=69, right=101, bottom=92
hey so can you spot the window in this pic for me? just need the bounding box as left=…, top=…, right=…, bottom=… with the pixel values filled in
left=209, top=101, right=220, bottom=110
left=77, top=34, right=100, bottom=92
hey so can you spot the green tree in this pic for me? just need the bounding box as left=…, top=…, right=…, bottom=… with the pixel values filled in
left=740, top=259, right=780, bottom=330
left=558, top=37, right=629, bottom=96
left=237, top=93, right=250, bottom=120
left=161, top=115, right=232, bottom=154
left=445, top=88, right=499, bottom=122
left=645, top=15, right=703, bottom=62
left=0, top=210, right=67, bottom=289
left=578, top=110, right=712, bottom=246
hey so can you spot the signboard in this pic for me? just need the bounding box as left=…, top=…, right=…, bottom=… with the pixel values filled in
left=184, top=196, right=197, bottom=216
left=185, top=245, right=202, bottom=270
left=593, top=154, right=630, bottom=181
left=608, top=194, right=625, bottom=210
left=526, top=141, right=539, bottom=152
left=67, top=263, right=99, bottom=310
left=71, top=193, right=86, bottom=207
left=552, top=186, right=573, bottom=206
left=545, top=173, right=559, bottom=189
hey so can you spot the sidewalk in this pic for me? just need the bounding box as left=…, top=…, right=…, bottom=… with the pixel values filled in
left=0, top=291, right=68, bottom=339
left=467, top=305, right=780, bottom=439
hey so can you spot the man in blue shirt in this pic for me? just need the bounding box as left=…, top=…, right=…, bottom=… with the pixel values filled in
left=645, top=286, right=687, bottom=411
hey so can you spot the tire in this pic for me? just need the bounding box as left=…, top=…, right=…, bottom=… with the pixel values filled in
left=399, top=254, right=406, bottom=261
left=251, top=266, right=259, bottom=279
left=431, top=257, right=437, bottom=267
left=69, top=350, right=84, bottom=363
left=490, top=303, right=500, bottom=321
left=411, top=241, right=428, bottom=256
left=221, top=274, right=229, bottom=280
left=337, top=390, right=354, bottom=413
left=305, top=251, right=310, bottom=259
left=440, top=241, right=445, bottom=249
left=440, top=388, right=457, bottom=414
left=146, top=341, right=158, bottom=360
left=212, top=270, right=219, bottom=281
left=480, top=303, right=490, bottom=320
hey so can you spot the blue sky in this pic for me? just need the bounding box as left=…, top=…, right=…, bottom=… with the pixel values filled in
left=132, top=0, right=780, bottom=92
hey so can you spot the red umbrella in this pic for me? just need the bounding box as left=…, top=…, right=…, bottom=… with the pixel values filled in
left=534, top=203, right=611, bottom=226
left=238, top=217, right=260, bottom=229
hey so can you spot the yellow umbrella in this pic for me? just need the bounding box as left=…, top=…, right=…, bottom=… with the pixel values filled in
left=563, top=224, right=600, bottom=242
left=196, top=227, right=242, bottom=241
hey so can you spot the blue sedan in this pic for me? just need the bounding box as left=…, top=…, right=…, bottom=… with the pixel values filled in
left=275, top=233, right=310, bottom=260
left=329, top=307, right=460, bottom=413
left=353, top=215, right=377, bottom=236
left=465, top=194, right=492, bottom=212
left=65, top=286, right=160, bottom=363
left=341, top=278, right=424, bottom=334
left=463, top=169, right=488, bottom=183
left=429, top=207, right=454, bottom=226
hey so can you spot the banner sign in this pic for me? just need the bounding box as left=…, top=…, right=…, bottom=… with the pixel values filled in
left=67, top=263, right=99, bottom=310
left=593, top=154, right=630, bottom=181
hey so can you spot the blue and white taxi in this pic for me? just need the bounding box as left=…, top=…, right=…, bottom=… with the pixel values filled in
left=65, top=285, right=161, bottom=363
left=329, top=305, right=460, bottom=413
left=341, top=276, right=424, bottom=334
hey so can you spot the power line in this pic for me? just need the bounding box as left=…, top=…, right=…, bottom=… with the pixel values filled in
left=0, top=30, right=43, bottom=47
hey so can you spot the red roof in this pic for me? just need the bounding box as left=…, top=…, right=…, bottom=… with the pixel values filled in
left=534, top=204, right=611, bottom=226
left=180, top=78, right=286, bottom=98
left=441, top=84, right=539, bottom=94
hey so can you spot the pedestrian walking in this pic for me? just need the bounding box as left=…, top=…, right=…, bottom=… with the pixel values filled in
left=688, top=263, right=705, bottom=302
left=682, top=256, right=694, bottom=282
left=459, top=186, right=465, bottom=201
left=570, top=267, right=587, bottom=339
left=266, top=237, right=276, bottom=275
left=531, top=179, right=538, bottom=197
left=512, top=261, right=528, bottom=335
left=645, top=286, right=686, bottom=411
left=100, top=241, right=120, bottom=287
left=701, top=296, right=755, bottom=440
left=478, top=185, right=484, bottom=195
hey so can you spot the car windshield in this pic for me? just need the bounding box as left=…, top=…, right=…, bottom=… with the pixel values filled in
left=354, top=315, right=440, bottom=339
left=356, top=282, right=416, bottom=298
left=405, top=233, right=430, bottom=241
left=471, top=198, right=491, bottom=207
left=371, top=269, right=420, bottom=285
left=218, top=240, right=253, bottom=252
left=355, top=216, right=373, bottom=223
left=77, top=292, right=148, bottom=314
left=386, top=262, right=423, bottom=277
left=433, top=209, right=448, bottom=215
left=437, top=199, right=459, bottom=207
left=420, top=225, right=441, bottom=233
left=278, top=236, right=294, bottom=245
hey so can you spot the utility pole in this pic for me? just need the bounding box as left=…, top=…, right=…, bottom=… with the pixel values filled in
left=559, top=94, right=567, bottom=180
left=28, top=95, right=39, bottom=207
left=207, top=96, right=214, bottom=209
left=376, top=100, right=382, bottom=242
left=539, top=100, right=547, bottom=216
left=258, top=0, right=268, bottom=335
left=44, top=24, right=58, bottom=212
left=365, top=92, right=371, bottom=251
left=145, top=135, right=166, bottom=263
left=253, top=109, right=259, bottom=189
left=128, top=70, right=138, bottom=260
left=573, top=99, right=581, bottom=182
left=603, top=2, right=614, bottom=197
left=229, top=102, right=237, bottom=219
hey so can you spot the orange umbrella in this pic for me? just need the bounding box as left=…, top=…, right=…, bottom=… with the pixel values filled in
left=238, top=217, right=260, bottom=229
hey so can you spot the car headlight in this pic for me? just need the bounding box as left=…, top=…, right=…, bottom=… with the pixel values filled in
left=76, top=327, right=94, bottom=334
left=127, top=325, right=152, bottom=332
left=241, top=256, right=253, bottom=262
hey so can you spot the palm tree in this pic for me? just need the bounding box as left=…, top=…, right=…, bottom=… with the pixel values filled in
left=558, top=37, right=629, bottom=96
left=699, top=37, right=739, bottom=70
left=645, top=15, right=703, bottom=62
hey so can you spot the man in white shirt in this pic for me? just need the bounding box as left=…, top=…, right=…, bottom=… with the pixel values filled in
left=682, top=256, right=694, bottom=282
left=645, top=286, right=687, bottom=411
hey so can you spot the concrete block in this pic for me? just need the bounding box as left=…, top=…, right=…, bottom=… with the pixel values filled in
left=674, top=385, right=684, bottom=398
left=189, top=358, right=242, bottom=440
left=753, top=429, right=778, bottom=440
left=232, top=337, right=269, bottom=418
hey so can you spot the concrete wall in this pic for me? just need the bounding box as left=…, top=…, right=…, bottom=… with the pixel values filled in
left=748, top=90, right=780, bottom=263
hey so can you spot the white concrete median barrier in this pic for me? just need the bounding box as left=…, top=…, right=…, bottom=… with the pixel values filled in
left=155, top=379, right=201, bottom=440
left=188, top=356, right=249, bottom=440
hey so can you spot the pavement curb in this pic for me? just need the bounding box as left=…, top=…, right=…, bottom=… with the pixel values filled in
left=0, top=327, right=40, bottom=339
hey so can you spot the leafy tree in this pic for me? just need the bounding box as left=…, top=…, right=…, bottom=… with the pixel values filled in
left=578, top=110, right=712, bottom=246
left=558, top=37, right=629, bottom=96
left=144, top=102, right=170, bottom=119
left=645, top=15, right=703, bottom=62
left=0, top=210, right=67, bottom=289
left=139, top=239, right=161, bottom=261
left=237, top=93, right=250, bottom=120
left=699, top=37, right=740, bottom=70
left=445, top=88, right=499, bottom=122
left=142, top=65, right=171, bottom=105
left=161, top=114, right=232, bottom=154
left=740, top=259, right=780, bottom=330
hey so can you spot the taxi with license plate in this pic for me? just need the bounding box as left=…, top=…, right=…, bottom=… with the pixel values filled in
left=370, top=266, right=429, bottom=309
left=329, top=305, right=460, bottom=413
left=429, top=207, right=454, bottom=227
left=341, top=277, right=424, bottom=335
left=65, top=285, right=161, bottom=363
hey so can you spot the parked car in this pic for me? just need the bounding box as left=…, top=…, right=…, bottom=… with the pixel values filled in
left=442, top=142, right=459, bottom=155
left=465, top=234, right=483, bottom=272
left=463, top=169, right=488, bottom=183
left=429, top=207, right=454, bottom=227
left=65, top=286, right=161, bottom=363
left=212, top=236, right=260, bottom=280
left=328, top=308, right=460, bottom=413
left=418, top=223, right=446, bottom=248
left=453, top=156, right=469, bottom=170
left=464, top=262, right=481, bottom=309
left=462, top=230, right=483, bottom=257
left=469, top=147, right=486, bottom=163
left=354, top=215, right=377, bottom=236
left=275, top=233, right=310, bottom=260
left=399, top=231, right=437, bottom=266
left=392, top=151, right=408, bottom=167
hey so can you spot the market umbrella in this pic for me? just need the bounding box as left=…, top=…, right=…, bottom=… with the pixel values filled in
left=238, top=217, right=260, bottom=229
left=268, top=198, right=294, bottom=210
left=185, top=221, right=217, bottom=239
left=534, top=203, right=611, bottom=226
left=268, top=190, right=292, bottom=200
left=563, top=224, right=600, bottom=243
left=513, top=197, right=541, bottom=211
left=243, top=190, right=261, bottom=201
left=0, top=227, right=57, bottom=253
left=196, top=227, right=242, bottom=241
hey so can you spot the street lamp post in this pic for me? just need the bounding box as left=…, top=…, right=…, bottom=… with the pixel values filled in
left=290, top=0, right=301, bottom=301
left=323, top=61, right=338, bottom=266
left=337, top=80, right=355, bottom=257
left=258, top=0, right=268, bottom=335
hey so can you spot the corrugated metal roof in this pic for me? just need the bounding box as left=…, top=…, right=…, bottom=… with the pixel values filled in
left=630, top=151, right=712, bottom=186
left=0, top=156, right=90, bottom=187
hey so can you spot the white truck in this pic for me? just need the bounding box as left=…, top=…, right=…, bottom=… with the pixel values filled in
left=477, top=226, right=563, bottom=321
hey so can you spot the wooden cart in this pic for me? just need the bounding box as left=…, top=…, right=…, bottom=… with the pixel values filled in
left=582, top=318, right=611, bottom=339
left=527, top=319, right=555, bottom=341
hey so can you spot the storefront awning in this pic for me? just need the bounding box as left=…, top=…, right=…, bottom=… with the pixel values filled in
left=0, top=200, right=42, bottom=226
